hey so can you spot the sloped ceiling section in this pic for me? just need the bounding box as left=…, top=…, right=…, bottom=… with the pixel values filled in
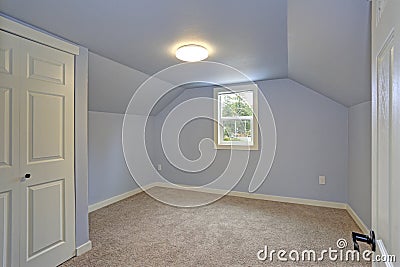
left=287, top=0, right=371, bottom=107
left=0, top=0, right=370, bottom=112
left=88, top=53, right=185, bottom=115
left=0, top=0, right=288, bottom=82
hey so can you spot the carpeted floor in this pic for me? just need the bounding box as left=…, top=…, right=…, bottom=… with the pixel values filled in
left=60, top=187, right=371, bottom=266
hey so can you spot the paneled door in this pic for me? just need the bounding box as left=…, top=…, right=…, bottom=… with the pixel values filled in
left=0, top=28, right=75, bottom=267
left=0, top=30, right=21, bottom=267
left=18, top=35, right=75, bottom=267
left=371, top=0, right=400, bottom=266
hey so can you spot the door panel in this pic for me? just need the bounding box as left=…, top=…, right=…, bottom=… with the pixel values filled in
left=376, top=31, right=393, bottom=250
left=0, top=88, right=12, bottom=167
left=0, top=48, right=12, bottom=75
left=27, top=55, right=65, bottom=85
left=0, top=191, right=11, bottom=267
left=28, top=92, right=65, bottom=163
left=0, top=30, right=20, bottom=267
left=19, top=36, right=75, bottom=267
left=27, top=180, right=65, bottom=259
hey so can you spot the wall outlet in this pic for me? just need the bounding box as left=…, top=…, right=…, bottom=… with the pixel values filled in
left=319, top=175, right=326, bottom=185
left=157, top=164, right=162, bottom=171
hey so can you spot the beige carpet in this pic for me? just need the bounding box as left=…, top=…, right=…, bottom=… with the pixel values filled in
left=61, top=187, right=371, bottom=266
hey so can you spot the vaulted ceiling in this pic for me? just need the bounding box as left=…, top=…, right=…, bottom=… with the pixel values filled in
left=288, top=0, right=371, bottom=107
left=0, top=0, right=371, bottom=109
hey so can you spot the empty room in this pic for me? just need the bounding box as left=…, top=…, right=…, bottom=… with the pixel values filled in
left=0, top=0, right=399, bottom=266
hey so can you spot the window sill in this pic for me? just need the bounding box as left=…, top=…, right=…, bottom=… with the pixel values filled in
left=214, top=144, right=259, bottom=151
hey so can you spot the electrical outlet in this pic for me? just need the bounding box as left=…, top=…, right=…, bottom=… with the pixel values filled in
left=157, top=164, right=162, bottom=171
left=319, top=175, right=326, bottom=185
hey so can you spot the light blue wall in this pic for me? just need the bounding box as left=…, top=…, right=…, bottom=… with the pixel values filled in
left=153, top=79, right=349, bottom=203
left=88, top=111, right=156, bottom=205
left=348, top=101, right=371, bottom=228
left=87, top=53, right=159, bottom=206
left=88, top=111, right=135, bottom=205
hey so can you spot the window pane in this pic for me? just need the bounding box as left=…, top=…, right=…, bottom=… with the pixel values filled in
left=221, top=119, right=252, bottom=144
left=215, top=86, right=257, bottom=148
left=219, top=90, right=254, bottom=118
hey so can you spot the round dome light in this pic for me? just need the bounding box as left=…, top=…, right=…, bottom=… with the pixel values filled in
left=176, top=44, right=208, bottom=62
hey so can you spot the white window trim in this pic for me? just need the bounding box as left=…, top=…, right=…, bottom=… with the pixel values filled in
left=213, top=84, right=259, bottom=150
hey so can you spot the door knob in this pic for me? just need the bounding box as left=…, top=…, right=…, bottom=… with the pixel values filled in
left=21, top=173, right=31, bottom=182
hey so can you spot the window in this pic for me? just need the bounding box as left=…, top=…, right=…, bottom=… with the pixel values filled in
left=214, top=84, right=258, bottom=150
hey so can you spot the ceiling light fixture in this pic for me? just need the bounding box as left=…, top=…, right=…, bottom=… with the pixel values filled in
left=176, top=44, right=208, bottom=62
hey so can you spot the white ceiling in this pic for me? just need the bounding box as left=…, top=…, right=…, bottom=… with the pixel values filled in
left=0, top=0, right=371, bottom=109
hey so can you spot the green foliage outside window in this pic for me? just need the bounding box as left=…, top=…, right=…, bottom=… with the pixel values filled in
left=220, top=93, right=253, bottom=142
left=221, top=94, right=253, bottom=117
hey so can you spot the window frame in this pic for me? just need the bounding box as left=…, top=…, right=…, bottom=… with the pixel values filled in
left=213, top=84, right=259, bottom=150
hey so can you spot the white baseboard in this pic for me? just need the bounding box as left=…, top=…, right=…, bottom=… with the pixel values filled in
left=345, top=204, right=369, bottom=234
left=230, top=191, right=346, bottom=209
left=88, top=184, right=152, bottom=213
left=89, top=182, right=347, bottom=212
left=150, top=182, right=347, bottom=209
left=88, top=183, right=368, bottom=235
left=76, top=240, right=92, bottom=256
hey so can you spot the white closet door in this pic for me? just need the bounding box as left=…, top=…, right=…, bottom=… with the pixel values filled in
left=18, top=37, right=75, bottom=267
left=372, top=0, right=400, bottom=265
left=0, top=30, right=20, bottom=267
